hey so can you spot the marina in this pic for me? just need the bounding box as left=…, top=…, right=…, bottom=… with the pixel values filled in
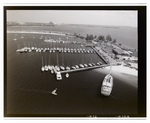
left=4, top=8, right=143, bottom=117
left=13, top=32, right=113, bottom=81
left=6, top=28, right=138, bottom=116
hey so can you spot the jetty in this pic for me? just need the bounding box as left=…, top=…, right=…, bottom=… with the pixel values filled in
left=90, top=46, right=109, bottom=64
left=52, top=63, right=119, bottom=80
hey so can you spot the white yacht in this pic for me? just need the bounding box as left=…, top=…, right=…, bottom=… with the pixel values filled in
left=101, top=65, right=113, bottom=96
left=101, top=74, right=113, bottom=96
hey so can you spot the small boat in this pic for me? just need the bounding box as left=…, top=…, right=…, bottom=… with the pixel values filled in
left=79, top=64, right=84, bottom=68
left=101, top=74, right=113, bottom=96
left=60, top=66, right=65, bottom=71
left=51, top=66, right=54, bottom=74
left=48, top=55, right=52, bottom=71
left=56, top=72, right=62, bottom=80
left=84, top=64, right=88, bottom=67
left=66, top=73, right=69, bottom=78
left=44, top=57, right=48, bottom=71
left=91, top=63, right=95, bottom=66
left=71, top=66, right=76, bottom=69
left=88, top=63, right=93, bottom=67
left=14, top=34, right=17, bottom=40
left=45, top=66, right=49, bottom=71
left=75, top=65, right=79, bottom=69
left=66, top=66, right=70, bottom=70
left=41, top=56, right=45, bottom=72
left=99, top=62, right=102, bottom=65
left=54, top=66, right=59, bottom=71
left=51, top=88, right=57, bottom=95
left=21, top=34, right=24, bottom=38
left=97, top=62, right=100, bottom=66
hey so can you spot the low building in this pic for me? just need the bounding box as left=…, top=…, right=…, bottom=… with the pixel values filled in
left=112, top=48, right=131, bottom=56
left=115, top=55, right=138, bottom=63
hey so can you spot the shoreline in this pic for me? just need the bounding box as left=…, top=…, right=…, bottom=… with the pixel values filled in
left=7, top=30, right=74, bottom=37
left=104, top=65, right=138, bottom=76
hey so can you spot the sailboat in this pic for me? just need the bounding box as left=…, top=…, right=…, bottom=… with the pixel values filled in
left=84, top=54, right=88, bottom=67
left=21, top=34, right=24, bottom=38
left=75, top=52, right=79, bottom=69
left=55, top=53, right=60, bottom=71
left=44, top=56, right=49, bottom=71
left=51, top=88, right=57, bottom=95
left=33, top=34, right=35, bottom=39
left=48, top=54, right=52, bottom=71
left=79, top=53, right=84, bottom=68
left=41, top=56, right=45, bottom=72
left=60, top=53, right=65, bottom=71
left=14, top=34, right=17, bottom=41
left=101, top=64, right=113, bottom=96
left=88, top=53, right=92, bottom=67
left=66, top=53, right=70, bottom=70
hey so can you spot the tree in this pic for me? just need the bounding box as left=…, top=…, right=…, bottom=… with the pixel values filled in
left=98, top=35, right=105, bottom=41
left=112, top=39, right=117, bottom=44
left=74, top=33, right=77, bottom=36
left=89, top=34, right=94, bottom=40
left=86, top=34, right=89, bottom=40
left=106, top=35, right=112, bottom=41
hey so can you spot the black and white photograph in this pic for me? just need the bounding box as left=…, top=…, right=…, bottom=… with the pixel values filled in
left=4, top=6, right=146, bottom=118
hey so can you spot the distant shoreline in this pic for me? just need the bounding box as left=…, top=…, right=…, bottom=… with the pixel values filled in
left=7, top=30, right=74, bottom=37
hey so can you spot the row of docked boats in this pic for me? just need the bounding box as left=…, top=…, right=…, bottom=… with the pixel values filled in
left=16, top=46, right=96, bottom=54
left=41, top=53, right=103, bottom=77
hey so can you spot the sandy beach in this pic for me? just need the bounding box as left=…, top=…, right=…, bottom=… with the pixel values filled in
left=105, top=65, right=138, bottom=76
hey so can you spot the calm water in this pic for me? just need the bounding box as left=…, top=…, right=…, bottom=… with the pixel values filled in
left=6, top=33, right=137, bottom=116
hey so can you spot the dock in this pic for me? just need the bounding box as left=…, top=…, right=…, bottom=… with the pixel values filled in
left=59, top=64, right=109, bottom=74
left=52, top=63, right=119, bottom=80
left=90, top=46, right=109, bottom=64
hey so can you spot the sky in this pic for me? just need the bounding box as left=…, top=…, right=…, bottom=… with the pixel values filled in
left=7, top=10, right=137, bottom=27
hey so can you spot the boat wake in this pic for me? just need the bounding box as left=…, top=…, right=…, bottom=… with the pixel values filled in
left=18, top=88, right=54, bottom=95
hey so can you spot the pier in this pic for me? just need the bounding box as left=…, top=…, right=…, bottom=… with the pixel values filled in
left=59, top=64, right=109, bottom=74
left=52, top=63, right=119, bottom=80
left=90, top=46, right=109, bottom=64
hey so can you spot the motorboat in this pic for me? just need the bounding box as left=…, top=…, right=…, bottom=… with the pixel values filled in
left=56, top=72, right=62, bottom=80
left=65, top=73, right=69, bottom=78
left=84, top=64, right=88, bottom=67
left=79, top=64, right=84, bottom=68
left=71, top=66, right=76, bottom=69
left=55, top=66, right=60, bottom=71
left=41, top=56, right=45, bottom=72
left=75, top=65, right=79, bottom=69
left=101, top=74, right=113, bottom=96
left=88, top=63, right=93, bottom=67
left=45, top=66, right=49, bottom=71
left=66, top=66, right=70, bottom=70
left=60, top=66, right=65, bottom=71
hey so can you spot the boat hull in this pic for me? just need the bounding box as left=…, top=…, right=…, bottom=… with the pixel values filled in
left=101, top=74, right=113, bottom=96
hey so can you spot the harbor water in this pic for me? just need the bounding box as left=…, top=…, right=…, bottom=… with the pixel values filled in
left=6, top=33, right=137, bottom=116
